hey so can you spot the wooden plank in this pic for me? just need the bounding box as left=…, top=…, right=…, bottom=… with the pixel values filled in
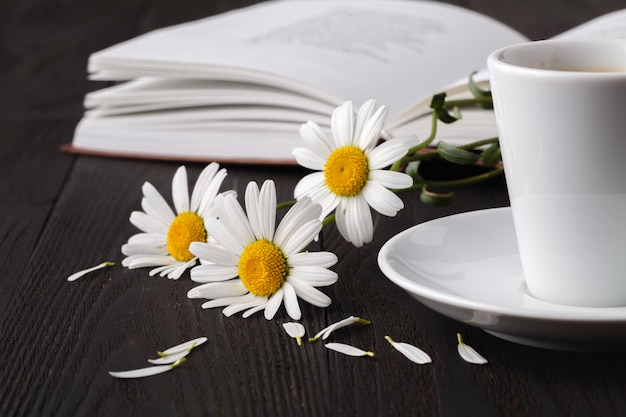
left=2, top=0, right=626, bottom=416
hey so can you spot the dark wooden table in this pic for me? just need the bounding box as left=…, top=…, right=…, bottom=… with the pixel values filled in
left=2, top=0, right=626, bottom=416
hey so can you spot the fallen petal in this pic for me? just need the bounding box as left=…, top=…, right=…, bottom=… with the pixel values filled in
left=147, top=349, right=191, bottom=365
left=282, top=322, right=306, bottom=346
left=325, top=342, right=374, bottom=357
left=457, top=333, right=488, bottom=365
left=157, top=337, right=208, bottom=356
left=148, top=337, right=207, bottom=364
left=67, top=262, right=115, bottom=282
left=385, top=336, right=432, bottom=364
left=309, top=316, right=371, bottom=342
left=109, top=358, right=186, bottom=379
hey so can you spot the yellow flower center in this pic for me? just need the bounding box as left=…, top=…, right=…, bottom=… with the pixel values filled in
left=238, top=240, right=288, bottom=297
left=323, top=145, right=369, bottom=196
left=166, top=212, right=207, bottom=261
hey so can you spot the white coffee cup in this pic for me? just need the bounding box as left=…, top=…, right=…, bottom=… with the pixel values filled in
left=487, top=39, right=626, bottom=307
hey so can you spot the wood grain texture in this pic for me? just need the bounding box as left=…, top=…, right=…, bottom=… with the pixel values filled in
left=2, top=0, right=626, bottom=416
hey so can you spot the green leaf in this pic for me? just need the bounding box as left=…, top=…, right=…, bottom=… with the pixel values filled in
left=430, top=92, right=459, bottom=124
left=480, top=142, right=501, bottom=167
left=429, top=92, right=447, bottom=110
left=437, top=141, right=480, bottom=165
left=420, top=186, right=455, bottom=206
left=404, top=161, right=424, bottom=186
left=436, top=107, right=460, bottom=124
left=468, top=71, right=493, bottom=109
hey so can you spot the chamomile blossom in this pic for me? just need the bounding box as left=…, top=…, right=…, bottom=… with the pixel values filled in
left=121, top=163, right=228, bottom=279
left=187, top=180, right=338, bottom=320
left=293, top=99, right=413, bottom=247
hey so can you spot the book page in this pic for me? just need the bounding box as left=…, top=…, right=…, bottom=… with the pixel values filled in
left=553, top=9, right=626, bottom=39
left=89, top=0, right=526, bottom=121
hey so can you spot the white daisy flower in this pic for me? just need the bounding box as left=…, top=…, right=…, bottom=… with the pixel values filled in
left=293, top=99, right=413, bottom=247
left=187, top=180, right=339, bottom=320
left=121, top=163, right=228, bottom=279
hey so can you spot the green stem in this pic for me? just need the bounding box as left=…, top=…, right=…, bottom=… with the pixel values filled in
left=390, top=111, right=440, bottom=171
left=322, top=214, right=335, bottom=228
left=458, top=137, right=499, bottom=150
left=445, top=96, right=493, bottom=108
left=425, top=167, right=504, bottom=188
left=276, top=200, right=296, bottom=211
left=411, top=111, right=440, bottom=152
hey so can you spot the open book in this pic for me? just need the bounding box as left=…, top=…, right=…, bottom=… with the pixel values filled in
left=64, top=0, right=626, bottom=164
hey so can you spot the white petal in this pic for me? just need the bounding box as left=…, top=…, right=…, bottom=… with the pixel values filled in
left=216, top=193, right=255, bottom=247
left=158, top=337, right=208, bottom=356
left=309, top=316, right=370, bottom=342
left=67, top=261, right=114, bottom=282
left=274, top=198, right=321, bottom=249
left=121, top=242, right=168, bottom=256
left=294, top=180, right=341, bottom=220
left=288, top=251, right=338, bottom=269
left=264, top=288, right=284, bottom=320
left=385, top=336, right=432, bottom=364
left=149, top=259, right=195, bottom=280
left=331, top=101, right=355, bottom=147
left=109, top=358, right=186, bottom=379
left=201, top=293, right=257, bottom=309
left=353, top=99, right=377, bottom=144
left=282, top=322, right=305, bottom=338
left=241, top=302, right=270, bottom=318
left=288, top=265, right=338, bottom=287
left=369, top=169, right=414, bottom=190
left=197, top=169, right=229, bottom=219
left=223, top=296, right=267, bottom=317
left=147, top=337, right=207, bottom=365
left=141, top=182, right=176, bottom=223
left=282, top=282, right=302, bottom=320
left=187, top=281, right=247, bottom=299
left=129, top=211, right=168, bottom=234
left=147, top=349, right=191, bottom=365
left=243, top=181, right=261, bottom=235
left=356, top=103, right=388, bottom=150
left=299, top=120, right=334, bottom=157
left=126, top=232, right=164, bottom=246
left=124, top=255, right=176, bottom=269
left=190, top=264, right=239, bottom=282
left=362, top=181, right=405, bottom=217
left=171, top=166, right=190, bottom=213
left=288, top=278, right=332, bottom=308
left=293, top=172, right=326, bottom=200
left=367, top=138, right=409, bottom=170
left=203, top=217, right=245, bottom=256
left=141, top=198, right=172, bottom=231
left=279, top=219, right=322, bottom=258
left=335, top=198, right=373, bottom=247
left=189, top=242, right=239, bottom=266
left=282, top=322, right=305, bottom=346
left=457, top=333, right=488, bottom=364
left=325, top=343, right=374, bottom=357
left=293, top=147, right=327, bottom=171
left=387, top=134, right=419, bottom=148
left=256, top=180, right=277, bottom=241
left=190, top=163, right=219, bottom=212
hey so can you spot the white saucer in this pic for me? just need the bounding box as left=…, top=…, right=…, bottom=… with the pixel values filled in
left=378, top=207, right=626, bottom=351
